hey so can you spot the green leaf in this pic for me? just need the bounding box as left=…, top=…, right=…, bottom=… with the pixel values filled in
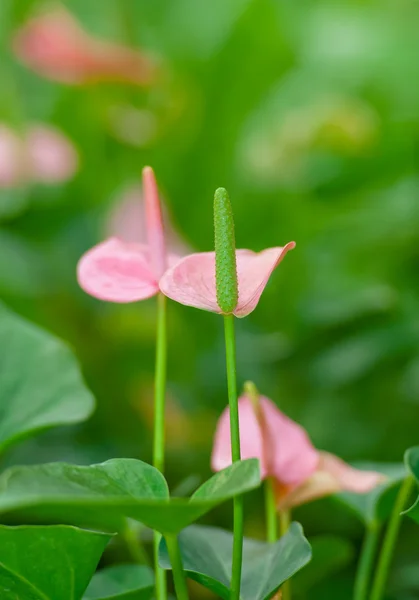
left=0, top=458, right=260, bottom=534
left=402, top=447, right=419, bottom=523
left=0, top=302, right=95, bottom=452
left=334, top=463, right=406, bottom=525
left=0, top=524, right=111, bottom=600
left=293, top=535, right=354, bottom=594
left=159, top=522, right=311, bottom=600
left=83, top=565, right=154, bottom=600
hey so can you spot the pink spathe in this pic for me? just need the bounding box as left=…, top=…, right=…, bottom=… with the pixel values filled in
left=0, top=122, right=77, bottom=188
left=211, top=391, right=384, bottom=509
left=13, top=6, right=156, bottom=86
left=159, top=243, right=295, bottom=317
left=211, top=395, right=318, bottom=485
left=26, top=125, right=78, bottom=183
left=77, top=167, right=178, bottom=303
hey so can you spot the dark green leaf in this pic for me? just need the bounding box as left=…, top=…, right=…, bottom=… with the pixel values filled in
left=0, top=458, right=260, bottom=534
left=335, top=463, right=406, bottom=525
left=0, top=302, right=95, bottom=452
left=159, top=522, right=311, bottom=600
left=84, top=564, right=154, bottom=600
left=0, top=524, right=111, bottom=599
left=293, top=535, right=354, bottom=594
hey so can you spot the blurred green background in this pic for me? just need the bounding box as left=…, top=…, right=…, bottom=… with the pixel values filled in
left=1, top=0, right=419, bottom=598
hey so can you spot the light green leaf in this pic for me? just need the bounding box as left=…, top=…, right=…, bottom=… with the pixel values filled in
left=83, top=564, right=154, bottom=600
left=159, top=522, right=311, bottom=600
left=0, top=524, right=111, bottom=600
left=0, top=302, right=95, bottom=452
left=335, top=463, right=406, bottom=525
left=401, top=447, right=419, bottom=523
left=0, top=458, right=260, bottom=534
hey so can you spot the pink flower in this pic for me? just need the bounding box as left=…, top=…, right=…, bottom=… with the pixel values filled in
left=13, top=6, right=156, bottom=86
left=77, top=167, right=177, bottom=302
left=211, top=391, right=384, bottom=509
left=0, top=122, right=77, bottom=188
left=159, top=243, right=295, bottom=317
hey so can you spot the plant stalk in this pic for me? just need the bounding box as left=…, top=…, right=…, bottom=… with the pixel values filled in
left=224, top=314, right=243, bottom=600
left=265, top=477, right=278, bottom=543
left=165, top=535, right=189, bottom=600
left=279, top=510, right=291, bottom=600
left=153, top=292, right=168, bottom=600
left=370, top=476, right=415, bottom=600
left=353, top=521, right=380, bottom=600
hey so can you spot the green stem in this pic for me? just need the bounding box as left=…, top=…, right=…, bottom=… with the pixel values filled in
left=153, top=293, right=168, bottom=600
left=123, top=522, right=150, bottom=566
left=165, top=535, right=189, bottom=600
left=370, top=476, right=415, bottom=600
left=353, top=522, right=380, bottom=600
left=223, top=315, right=243, bottom=600
left=279, top=510, right=291, bottom=600
left=265, top=478, right=277, bottom=543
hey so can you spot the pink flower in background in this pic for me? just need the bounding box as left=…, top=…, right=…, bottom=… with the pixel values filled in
left=159, top=243, right=295, bottom=317
left=77, top=167, right=178, bottom=302
left=0, top=122, right=78, bottom=188
left=211, top=390, right=384, bottom=509
left=13, top=6, right=156, bottom=86
left=26, top=124, right=78, bottom=183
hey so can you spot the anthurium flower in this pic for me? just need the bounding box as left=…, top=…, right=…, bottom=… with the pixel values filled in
left=77, top=167, right=178, bottom=302
left=159, top=243, right=295, bottom=317
left=13, top=6, right=156, bottom=86
left=0, top=122, right=77, bottom=188
left=211, top=391, right=384, bottom=508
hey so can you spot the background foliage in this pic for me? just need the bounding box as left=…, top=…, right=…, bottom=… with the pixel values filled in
left=1, top=0, right=419, bottom=598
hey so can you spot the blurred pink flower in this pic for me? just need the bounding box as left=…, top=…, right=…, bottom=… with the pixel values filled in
left=211, top=391, right=384, bottom=509
left=26, top=124, right=78, bottom=183
left=159, top=243, right=295, bottom=317
left=77, top=167, right=178, bottom=302
left=13, top=6, right=156, bottom=86
left=0, top=122, right=77, bottom=188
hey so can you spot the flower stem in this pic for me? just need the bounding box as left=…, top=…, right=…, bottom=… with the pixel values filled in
left=353, top=521, right=380, bottom=600
left=265, top=478, right=278, bottom=543
left=123, top=521, right=150, bottom=566
left=279, top=510, right=291, bottom=600
left=153, top=292, right=168, bottom=600
left=370, top=476, right=415, bottom=600
left=165, top=535, right=189, bottom=600
left=223, top=314, right=243, bottom=600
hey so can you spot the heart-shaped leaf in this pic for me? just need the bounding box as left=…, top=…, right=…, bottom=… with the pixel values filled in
left=83, top=564, right=154, bottom=600
left=401, top=447, right=419, bottom=523
left=0, top=524, right=111, bottom=600
left=159, top=522, right=311, bottom=600
left=334, top=463, right=406, bottom=525
left=0, top=458, right=260, bottom=534
left=0, top=302, right=95, bottom=452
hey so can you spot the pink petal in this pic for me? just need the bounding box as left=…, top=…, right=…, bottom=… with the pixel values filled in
left=211, top=396, right=268, bottom=478
left=235, top=243, right=296, bottom=317
left=143, top=166, right=166, bottom=279
left=277, top=452, right=385, bottom=509
left=260, top=397, right=319, bottom=486
left=319, top=452, right=385, bottom=493
left=77, top=238, right=158, bottom=302
left=25, top=125, right=78, bottom=183
left=13, top=6, right=156, bottom=86
left=159, top=243, right=295, bottom=316
left=159, top=251, right=220, bottom=313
